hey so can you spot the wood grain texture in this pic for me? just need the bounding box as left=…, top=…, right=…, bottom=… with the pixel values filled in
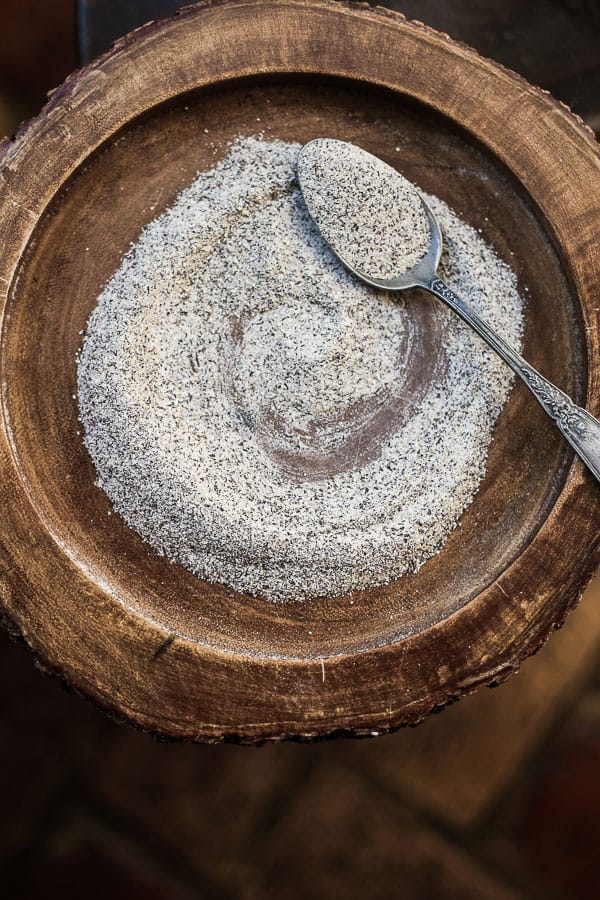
left=76, top=0, right=600, bottom=131
left=0, top=0, right=599, bottom=742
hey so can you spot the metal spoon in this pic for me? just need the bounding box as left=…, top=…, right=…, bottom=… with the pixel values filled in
left=296, top=138, right=600, bottom=483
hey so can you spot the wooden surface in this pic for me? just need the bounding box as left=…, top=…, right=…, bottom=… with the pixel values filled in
left=77, top=0, right=600, bottom=132
left=0, top=0, right=599, bottom=742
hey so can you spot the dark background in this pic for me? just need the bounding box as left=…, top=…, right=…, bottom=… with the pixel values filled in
left=1, top=2, right=600, bottom=898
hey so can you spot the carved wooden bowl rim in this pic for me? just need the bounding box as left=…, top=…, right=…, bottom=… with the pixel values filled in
left=0, top=0, right=599, bottom=742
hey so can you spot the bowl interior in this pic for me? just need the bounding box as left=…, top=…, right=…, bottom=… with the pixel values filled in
left=3, top=77, right=582, bottom=659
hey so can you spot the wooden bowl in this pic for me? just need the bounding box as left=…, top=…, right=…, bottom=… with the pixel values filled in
left=1, top=0, right=599, bottom=742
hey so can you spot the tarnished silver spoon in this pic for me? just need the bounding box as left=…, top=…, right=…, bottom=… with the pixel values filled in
left=296, top=138, right=600, bottom=483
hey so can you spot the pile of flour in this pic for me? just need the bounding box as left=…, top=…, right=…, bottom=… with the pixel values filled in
left=77, top=136, right=523, bottom=601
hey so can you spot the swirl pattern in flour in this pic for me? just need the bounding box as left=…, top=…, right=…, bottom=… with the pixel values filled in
left=77, top=137, right=524, bottom=601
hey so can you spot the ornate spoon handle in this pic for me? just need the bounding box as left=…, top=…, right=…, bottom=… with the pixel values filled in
left=426, top=276, right=600, bottom=482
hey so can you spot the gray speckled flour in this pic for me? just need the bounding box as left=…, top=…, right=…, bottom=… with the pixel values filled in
left=297, top=138, right=430, bottom=279
left=77, top=136, right=524, bottom=601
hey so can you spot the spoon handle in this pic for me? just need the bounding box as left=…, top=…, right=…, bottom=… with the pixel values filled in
left=426, top=276, right=600, bottom=482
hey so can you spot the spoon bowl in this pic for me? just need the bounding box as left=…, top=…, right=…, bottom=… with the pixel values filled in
left=334, top=197, right=443, bottom=292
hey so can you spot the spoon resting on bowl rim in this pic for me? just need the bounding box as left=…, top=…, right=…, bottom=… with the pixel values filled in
left=296, top=138, right=600, bottom=484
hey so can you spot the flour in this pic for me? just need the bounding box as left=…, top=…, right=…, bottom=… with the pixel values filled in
left=77, top=136, right=524, bottom=601
left=297, top=138, right=430, bottom=279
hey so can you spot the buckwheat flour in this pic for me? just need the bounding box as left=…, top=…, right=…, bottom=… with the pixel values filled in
left=297, top=137, right=430, bottom=279
left=77, top=137, right=524, bottom=601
